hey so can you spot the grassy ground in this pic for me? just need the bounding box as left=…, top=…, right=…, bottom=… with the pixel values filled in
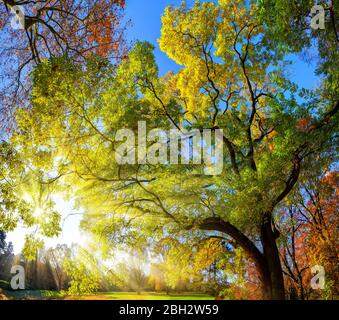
left=3, top=290, right=64, bottom=300
left=3, top=290, right=215, bottom=300
left=96, top=292, right=214, bottom=300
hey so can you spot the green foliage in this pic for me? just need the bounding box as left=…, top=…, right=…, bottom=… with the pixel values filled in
left=0, top=141, right=30, bottom=232
left=12, top=0, right=336, bottom=255
left=63, top=248, right=102, bottom=295
left=1, top=0, right=337, bottom=298
left=22, top=236, right=44, bottom=261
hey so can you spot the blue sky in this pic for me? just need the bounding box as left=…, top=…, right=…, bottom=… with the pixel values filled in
left=124, top=0, right=319, bottom=88
left=8, top=0, right=319, bottom=253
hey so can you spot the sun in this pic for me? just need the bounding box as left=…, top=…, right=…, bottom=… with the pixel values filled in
left=33, top=207, right=44, bottom=217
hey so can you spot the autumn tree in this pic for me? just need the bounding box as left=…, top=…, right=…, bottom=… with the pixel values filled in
left=279, top=170, right=338, bottom=299
left=0, top=0, right=126, bottom=131
left=11, top=0, right=338, bottom=300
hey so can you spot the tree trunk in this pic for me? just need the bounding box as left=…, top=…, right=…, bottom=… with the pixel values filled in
left=257, top=260, right=272, bottom=300
left=198, top=217, right=276, bottom=299
left=261, top=216, right=285, bottom=300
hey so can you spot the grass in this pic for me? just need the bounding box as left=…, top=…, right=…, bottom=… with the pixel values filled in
left=3, top=290, right=64, bottom=300
left=99, top=292, right=214, bottom=300
left=3, top=290, right=214, bottom=300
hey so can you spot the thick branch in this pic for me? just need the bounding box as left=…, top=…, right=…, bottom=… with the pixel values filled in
left=198, top=217, right=266, bottom=268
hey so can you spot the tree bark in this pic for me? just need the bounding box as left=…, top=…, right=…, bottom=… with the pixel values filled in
left=199, top=217, right=276, bottom=299
left=261, top=214, right=285, bottom=300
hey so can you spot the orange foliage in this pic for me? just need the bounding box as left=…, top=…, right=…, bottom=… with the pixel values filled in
left=281, top=171, right=338, bottom=299
left=296, top=117, right=316, bottom=132
left=87, top=1, right=123, bottom=57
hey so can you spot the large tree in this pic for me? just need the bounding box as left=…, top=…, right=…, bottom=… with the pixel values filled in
left=11, top=0, right=338, bottom=299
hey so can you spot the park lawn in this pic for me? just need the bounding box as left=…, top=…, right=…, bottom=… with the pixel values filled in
left=3, top=290, right=64, bottom=300
left=3, top=290, right=215, bottom=300
left=99, top=292, right=215, bottom=300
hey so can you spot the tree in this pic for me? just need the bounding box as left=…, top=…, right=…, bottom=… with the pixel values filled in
left=258, top=0, right=338, bottom=119
left=148, top=263, right=166, bottom=292
left=11, top=0, right=338, bottom=299
left=279, top=170, right=338, bottom=299
left=127, top=265, right=148, bottom=294
left=46, top=245, right=71, bottom=290
left=112, top=251, right=150, bottom=293
left=0, top=231, right=14, bottom=287
left=0, top=0, right=127, bottom=132
left=279, top=206, right=311, bottom=300
left=63, top=249, right=100, bottom=295
left=12, top=245, right=69, bottom=290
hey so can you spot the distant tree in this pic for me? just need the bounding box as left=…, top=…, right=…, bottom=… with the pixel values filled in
left=0, top=231, right=14, bottom=286
left=148, top=263, right=166, bottom=292
left=45, top=245, right=70, bottom=291
left=128, top=266, right=148, bottom=294
left=63, top=246, right=102, bottom=295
